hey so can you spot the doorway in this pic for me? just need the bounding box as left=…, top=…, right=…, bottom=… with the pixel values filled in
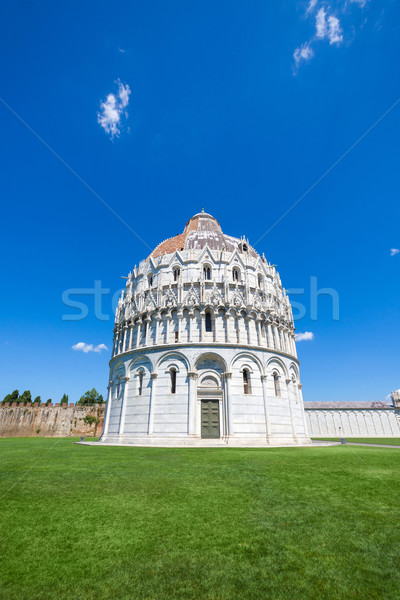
left=201, top=399, right=220, bottom=439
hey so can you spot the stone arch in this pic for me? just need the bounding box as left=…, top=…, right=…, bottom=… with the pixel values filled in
left=195, top=352, right=227, bottom=374
left=111, top=360, right=125, bottom=380
left=288, top=362, right=300, bottom=382
left=156, top=351, right=190, bottom=373
left=199, top=371, right=222, bottom=388
left=111, top=361, right=126, bottom=402
left=127, top=354, right=153, bottom=373
left=266, top=356, right=288, bottom=378
left=230, top=351, right=264, bottom=375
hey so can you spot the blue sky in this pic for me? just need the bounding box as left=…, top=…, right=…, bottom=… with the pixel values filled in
left=0, top=0, right=399, bottom=404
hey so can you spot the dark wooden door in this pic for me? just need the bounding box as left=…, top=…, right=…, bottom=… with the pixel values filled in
left=201, top=399, right=220, bottom=439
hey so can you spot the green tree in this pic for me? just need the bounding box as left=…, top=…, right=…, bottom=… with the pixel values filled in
left=77, top=388, right=104, bottom=406
left=45, top=398, right=52, bottom=406
left=33, top=396, right=41, bottom=405
left=83, top=414, right=101, bottom=437
left=3, top=390, right=20, bottom=404
left=60, top=394, right=69, bottom=405
left=2, top=390, right=19, bottom=404
left=19, top=390, right=32, bottom=405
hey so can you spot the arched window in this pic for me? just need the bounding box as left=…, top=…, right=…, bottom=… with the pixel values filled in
left=173, top=267, right=180, bottom=282
left=243, top=369, right=251, bottom=395
left=232, top=267, right=240, bottom=282
left=203, top=265, right=211, bottom=280
left=148, top=274, right=153, bottom=287
left=137, top=371, right=144, bottom=396
left=170, top=368, right=177, bottom=394
left=257, top=274, right=263, bottom=288
left=205, top=310, right=212, bottom=332
left=273, top=372, right=280, bottom=397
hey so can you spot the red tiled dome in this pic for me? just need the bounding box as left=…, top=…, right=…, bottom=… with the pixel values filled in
left=148, top=212, right=257, bottom=259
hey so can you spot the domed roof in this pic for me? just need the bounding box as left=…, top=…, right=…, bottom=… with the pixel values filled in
left=149, top=211, right=257, bottom=259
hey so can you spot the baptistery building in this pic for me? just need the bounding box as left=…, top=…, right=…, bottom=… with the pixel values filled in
left=100, top=211, right=310, bottom=446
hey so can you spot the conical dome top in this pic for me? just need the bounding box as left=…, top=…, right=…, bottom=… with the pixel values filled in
left=149, top=211, right=257, bottom=258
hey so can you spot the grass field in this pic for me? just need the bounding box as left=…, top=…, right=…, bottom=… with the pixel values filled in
left=312, top=437, right=400, bottom=445
left=1, top=438, right=399, bottom=600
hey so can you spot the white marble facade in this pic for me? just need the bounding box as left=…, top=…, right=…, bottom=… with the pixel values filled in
left=100, top=212, right=311, bottom=446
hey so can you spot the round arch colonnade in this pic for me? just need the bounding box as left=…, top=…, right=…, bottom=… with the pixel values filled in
left=100, top=346, right=310, bottom=446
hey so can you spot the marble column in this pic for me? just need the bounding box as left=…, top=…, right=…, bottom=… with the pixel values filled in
left=118, top=376, right=130, bottom=435
left=246, top=316, right=252, bottom=345
left=136, top=319, right=142, bottom=348
left=200, top=310, right=205, bottom=342
left=129, top=322, right=134, bottom=350
left=166, top=314, right=172, bottom=344
left=147, top=373, right=158, bottom=435
left=297, top=383, right=308, bottom=436
left=115, top=328, right=120, bottom=355
left=267, top=322, right=273, bottom=349
left=188, top=310, right=194, bottom=342
left=213, top=309, right=218, bottom=343
left=145, top=315, right=151, bottom=347
left=255, top=318, right=261, bottom=347
left=286, top=378, right=296, bottom=438
left=291, top=334, right=297, bottom=357
left=236, top=316, right=241, bottom=344
left=123, top=325, right=128, bottom=352
left=187, top=372, right=198, bottom=435
left=177, top=311, right=183, bottom=343
left=154, top=314, right=161, bottom=345
left=273, top=326, right=280, bottom=351
left=282, top=329, right=287, bottom=353
left=102, top=384, right=113, bottom=437
left=261, top=375, right=271, bottom=438
left=224, top=372, right=233, bottom=436
left=225, top=313, right=231, bottom=343
left=111, top=332, right=117, bottom=357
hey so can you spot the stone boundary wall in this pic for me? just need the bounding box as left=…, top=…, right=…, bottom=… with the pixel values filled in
left=0, top=404, right=105, bottom=438
left=2, top=402, right=400, bottom=439
left=304, top=406, right=400, bottom=437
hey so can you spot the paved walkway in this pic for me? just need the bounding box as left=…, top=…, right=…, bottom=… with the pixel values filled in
left=316, top=440, right=400, bottom=449
left=79, top=440, right=339, bottom=448
left=344, top=442, right=400, bottom=449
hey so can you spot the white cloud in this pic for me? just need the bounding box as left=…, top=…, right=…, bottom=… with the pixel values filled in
left=327, top=15, right=343, bottom=44
left=390, top=248, right=399, bottom=256
left=315, top=8, right=343, bottom=44
left=94, top=343, right=108, bottom=353
left=293, top=42, right=315, bottom=67
left=307, top=0, right=318, bottom=14
left=316, top=7, right=328, bottom=38
left=97, top=80, right=131, bottom=139
left=72, top=342, right=108, bottom=353
left=295, top=331, right=315, bottom=342
left=348, top=0, right=367, bottom=6
left=294, top=0, right=370, bottom=71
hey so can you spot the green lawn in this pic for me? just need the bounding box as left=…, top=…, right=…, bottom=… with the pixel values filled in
left=1, top=439, right=399, bottom=600
left=312, top=437, right=400, bottom=445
